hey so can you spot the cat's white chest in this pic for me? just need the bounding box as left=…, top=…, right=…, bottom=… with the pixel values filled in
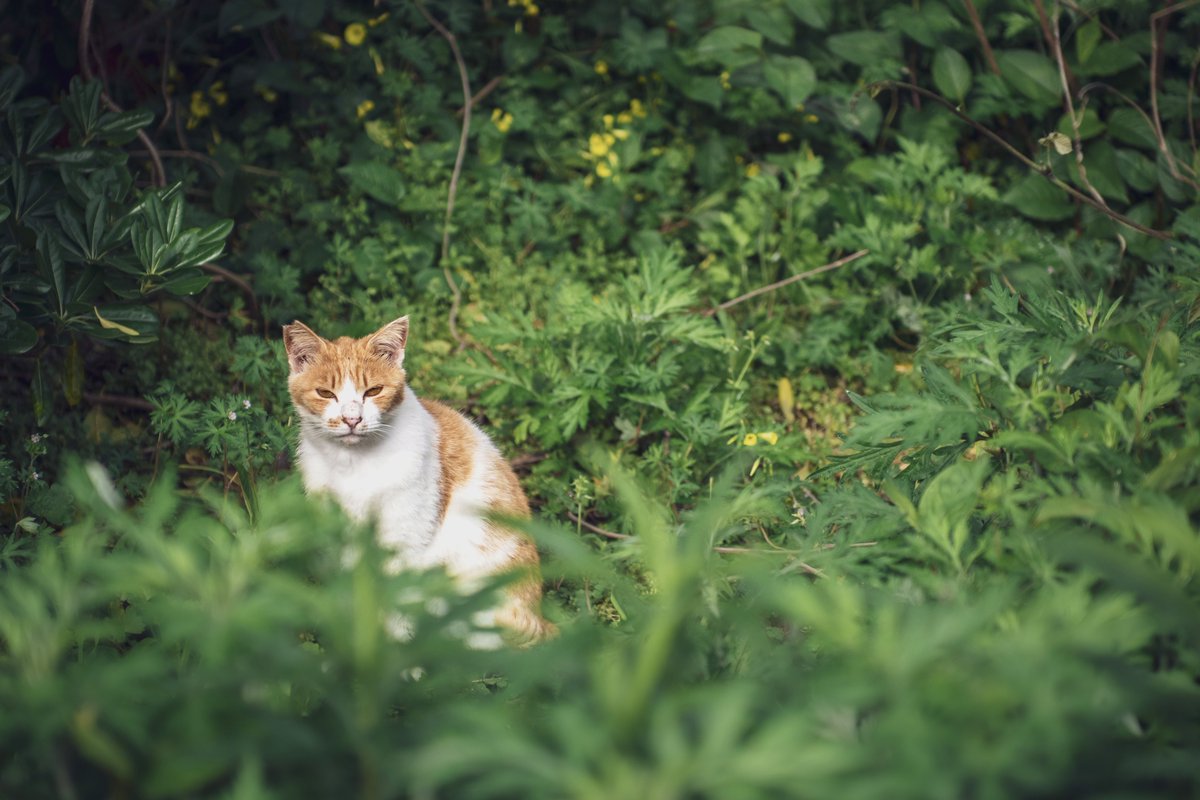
left=296, top=388, right=443, bottom=559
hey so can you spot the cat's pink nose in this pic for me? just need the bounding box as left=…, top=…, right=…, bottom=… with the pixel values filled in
left=343, top=414, right=362, bottom=430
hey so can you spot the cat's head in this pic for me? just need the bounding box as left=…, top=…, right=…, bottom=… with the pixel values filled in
left=282, top=317, right=409, bottom=445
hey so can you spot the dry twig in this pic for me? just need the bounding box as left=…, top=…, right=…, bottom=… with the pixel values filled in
left=79, top=0, right=167, bottom=187
left=414, top=0, right=471, bottom=350
left=707, top=250, right=870, bottom=316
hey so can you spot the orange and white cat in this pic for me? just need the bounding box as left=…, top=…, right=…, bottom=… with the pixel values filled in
left=283, top=316, right=553, bottom=646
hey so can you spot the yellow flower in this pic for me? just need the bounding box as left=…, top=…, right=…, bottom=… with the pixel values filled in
left=777, top=132, right=793, bottom=143
left=629, top=99, right=647, bottom=118
left=758, top=431, right=779, bottom=446
left=803, top=114, right=819, bottom=124
left=777, top=377, right=795, bottom=423
left=315, top=31, right=342, bottom=50
left=344, top=23, right=367, bottom=46
left=187, top=91, right=211, bottom=128
left=588, top=133, right=610, bottom=158
left=207, top=81, right=229, bottom=106
left=606, top=151, right=619, bottom=166
left=745, top=162, right=761, bottom=178
left=526, top=2, right=539, bottom=15
left=617, top=111, right=633, bottom=124
left=595, top=161, right=613, bottom=178
left=602, top=113, right=614, bottom=129
left=594, top=60, right=609, bottom=76
left=367, top=12, right=389, bottom=27
left=742, top=433, right=758, bottom=447
left=356, top=99, right=375, bottom=119
left=720, top=70, right=732, bottom=90
left=611, top=128, right=629, bottom=141
left=491, top=108, right=513, bottom=133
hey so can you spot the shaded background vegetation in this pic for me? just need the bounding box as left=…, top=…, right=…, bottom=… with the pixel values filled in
left=1, top=0, right=1199, bottom=797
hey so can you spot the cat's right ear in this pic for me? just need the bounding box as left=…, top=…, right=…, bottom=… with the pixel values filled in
left=282, top=321, right=324, bottom=373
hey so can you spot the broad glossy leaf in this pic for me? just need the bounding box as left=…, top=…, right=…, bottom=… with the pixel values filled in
left=338, top=161, right=406, bottom=206
left=0, top=310, right=37, bottom=354
left=827, top=31, right=901, bottom=68
left=1002, top=174, right=1074, bottom=221
left=95, top=108, right=153, bottom=145
left=1075, top=18, right=1101, bottom=65
left=1068, top=140, right=1128, bottom=204
left=764, top=55, right=817, bottom=108
left=931, top=47, right=971, bottom=103
left=784, top=0, right=832, bottom=30
left=694, top=27, right=763, bottom=68
left=995, top=50, right=1060, bottom=107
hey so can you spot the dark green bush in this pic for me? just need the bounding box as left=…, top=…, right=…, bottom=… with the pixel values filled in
left=1, top=0, right=1198, bottom=796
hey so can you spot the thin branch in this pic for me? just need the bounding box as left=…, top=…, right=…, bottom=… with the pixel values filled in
left=962, top=0, right=1001, bottom=75
left=867, top=81, right=1173, bottom=240
left=79, top=0, right=167, bottom=187
left=1150, top=0, right=1200, bottom=189
left=707, top=250, right=870, bottom=316
left=1041, top=0, right=1108, bottom=210
left=414, top=0, right=470, bottom=350
left=200, top=262, right=262, bottom=326
left=457, top=75, right=504, bottom=117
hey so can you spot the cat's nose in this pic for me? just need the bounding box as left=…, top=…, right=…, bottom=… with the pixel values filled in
left=342, top=401, right=363, bottom=430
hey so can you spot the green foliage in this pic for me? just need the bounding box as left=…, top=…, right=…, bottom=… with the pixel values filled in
left=1, top=0, right=1199, bottom=796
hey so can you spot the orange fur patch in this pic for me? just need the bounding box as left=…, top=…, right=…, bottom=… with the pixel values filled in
left=285, top=327, right=407, bottom=416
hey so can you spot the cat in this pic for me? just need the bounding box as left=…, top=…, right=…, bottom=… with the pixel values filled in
left=282, top=315, right=554, bottom=646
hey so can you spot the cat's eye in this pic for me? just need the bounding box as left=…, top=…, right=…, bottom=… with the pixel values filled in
left=316, top=388, right=336, bottom=399
left=364, top=386, right=383, bottom=398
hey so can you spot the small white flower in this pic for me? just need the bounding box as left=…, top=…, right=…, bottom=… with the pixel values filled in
left=242, top=399, right=252, bottom=409
left=30, top=433, right=41, bottom=443
left=227, top=411, right=238, bottom=421
left=964, top=292, right=973, bottom=302
left=31, top=471, right=40, bottom=481
left=1047, top=266, right=1055, bottom=274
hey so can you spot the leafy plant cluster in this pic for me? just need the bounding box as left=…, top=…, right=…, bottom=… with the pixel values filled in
left=0, top=0, right=1198, bottom=796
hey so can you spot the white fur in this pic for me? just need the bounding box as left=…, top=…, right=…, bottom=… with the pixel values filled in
left=296, top=386, right=516, bottom=581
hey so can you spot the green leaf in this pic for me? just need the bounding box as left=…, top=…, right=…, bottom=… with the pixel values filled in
left=94, top=306, right=141, bottom=337
left=1002, top=173, right=1074, bottom=221
left=88, top=305, right=158, bottom=342
left=1069, top=140, right=1128, bottom=204
left=995, top=50, right=1060, bottom=107
left=784, top=0, right=832, bottom=29
left=1055, top=108, right=1104, bottom=141
left=694, top=26, right=763, bottom=68
left=31, top=360, right=51, bottom=426
left=827, top=31, right=902, bottom=67
left=1075, top=18, right=1101, bottom=65
left=1115, top=148, right=1156, bottom=193
left=0, top=311, right=37, bottom=354
left=158, top=268, right=211, bottom=296
left=682, top=76, right=724, bottom=108
left=916, top=459, right=988, bottom=571
left=1106, top=108, right=1158, bottom=150
left=1074, top=41, right=1141, bottom=78
left=63, top=338, right=83, bottom=405
left=338, top=161, right=406, bottom=206
left=763, top=55, right=817, bottom=108
left=0, top=65, right=27, bottom=112
left=931, top=47, right=972, bottom=103
left=95, top=108, right=153, bottom=145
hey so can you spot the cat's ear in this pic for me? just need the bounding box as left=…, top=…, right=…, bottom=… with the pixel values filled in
left=282, top=321, right=325, bottom=372
left=367, top=316, right=409, bottom=367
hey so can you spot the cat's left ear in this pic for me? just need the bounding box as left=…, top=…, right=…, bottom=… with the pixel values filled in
left=368, top=316, right=409, bottom=367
